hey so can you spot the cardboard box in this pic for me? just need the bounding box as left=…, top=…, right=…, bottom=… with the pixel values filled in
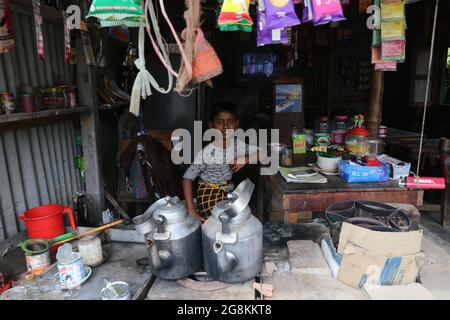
left=339, top=160, right=389, bottom=183
left=377, top=154, right=411, bottom=180
left=321, top=223, right=424, bottom=289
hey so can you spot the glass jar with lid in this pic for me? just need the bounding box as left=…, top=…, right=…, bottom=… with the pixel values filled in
left=345, top=127, right=370, bottom=154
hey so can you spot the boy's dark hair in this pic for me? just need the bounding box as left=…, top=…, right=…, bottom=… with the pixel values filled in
left=210, top=102, right=239, bottom=122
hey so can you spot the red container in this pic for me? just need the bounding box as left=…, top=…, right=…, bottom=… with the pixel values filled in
left=20, top=94, right=36, bottom=113
left=18, top=204, right=76, bottom=239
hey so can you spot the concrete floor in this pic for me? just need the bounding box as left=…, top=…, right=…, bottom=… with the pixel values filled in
left=415, top=207, right=450, bottom=300
left=146, top=207, right=450, bottom=301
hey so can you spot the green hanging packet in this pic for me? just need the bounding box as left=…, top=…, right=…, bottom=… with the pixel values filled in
left=86, top=0, right=144, bottom=23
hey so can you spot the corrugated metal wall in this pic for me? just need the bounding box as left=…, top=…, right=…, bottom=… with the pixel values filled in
left=0, top=8, right=82, bottom=240
left=0, top=121, right=83, bottom=239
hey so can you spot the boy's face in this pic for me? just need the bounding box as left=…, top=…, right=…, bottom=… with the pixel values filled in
left=210, top=112, right=239, bottom=140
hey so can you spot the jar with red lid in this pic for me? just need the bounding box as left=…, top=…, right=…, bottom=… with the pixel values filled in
left=345, top=126, right=370, bottom=154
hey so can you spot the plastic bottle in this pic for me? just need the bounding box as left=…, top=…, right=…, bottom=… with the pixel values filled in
left=331, top=115, right=348, bottom=145
left=314, top=116, right=331, bottom=134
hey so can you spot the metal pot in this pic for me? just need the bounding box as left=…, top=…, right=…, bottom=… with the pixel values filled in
left=202, top=179, right=263, bottom=283
left=133, top=196, right=202, bottom=280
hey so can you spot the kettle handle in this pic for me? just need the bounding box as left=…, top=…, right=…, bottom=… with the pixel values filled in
left=153, top=215, right=166, bottom=234
left=219, top=213, right=231, bottom=235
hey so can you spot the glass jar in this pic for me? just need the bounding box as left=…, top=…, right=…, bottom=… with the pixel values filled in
left=345, top=127, right=370, bottom=154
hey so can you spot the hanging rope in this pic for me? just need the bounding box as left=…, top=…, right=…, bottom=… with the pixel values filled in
left=416, top=0, right=439, bottom=174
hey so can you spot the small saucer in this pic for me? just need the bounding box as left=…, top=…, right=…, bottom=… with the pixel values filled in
left=310, top=165, right=339, bottom=176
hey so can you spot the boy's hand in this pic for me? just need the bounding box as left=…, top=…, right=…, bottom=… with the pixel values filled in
left=189, top=209, right=206, bottom=224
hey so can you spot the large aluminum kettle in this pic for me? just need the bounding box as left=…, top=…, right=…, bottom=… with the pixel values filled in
left=202, top=179, right=263, bottom=283
left=133, top=196, right=202, bottom=280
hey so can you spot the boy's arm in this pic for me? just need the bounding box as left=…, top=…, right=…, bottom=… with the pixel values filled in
left=182, top=178, right=204, bottom=223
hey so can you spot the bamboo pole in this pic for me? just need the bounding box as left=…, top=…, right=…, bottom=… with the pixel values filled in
left=367, top=70, right=385, bottom=138
left=51, top=219, right=126, bottom=247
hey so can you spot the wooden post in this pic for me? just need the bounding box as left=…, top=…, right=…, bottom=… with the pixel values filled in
left=367, top=70, right=385, bottom=138
left=75, top=3, right=104, bottom=226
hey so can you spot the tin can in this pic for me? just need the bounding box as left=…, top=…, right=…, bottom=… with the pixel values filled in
left=57, top=252, right=86, bottom=288
left=0, top=93, right=15, bottom=114
left=20, top=94, right=36, bottom=113
left=25, top=251, right=51, bottom=275
left=68, top=86, right=77, bottom=108
left=314, top=133, right=331, bottom=147
left=41, top=87, right=67, bottom=110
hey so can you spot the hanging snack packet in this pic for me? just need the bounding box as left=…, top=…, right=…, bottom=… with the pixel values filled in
left=301, top=0, right=313, bottom=23
left=86, top=0, right=144, bottom=27
left=381, top=0, right=404, bottom=21
left=257, top=1, right=288, bottom=46
left=0, top=0, right=15, bottom=54
left=310, top=0, right=346, bottom=26
left=375, top=60, right=397, bottom=72
left=218, top=0, right=253, bottom=32
left=381, top=19, right=405, bottom=41
left=264, top=0, right=300, bottom=30
left=381, top=40, right=405, bottom=61
left=32, top=0, right=44, bottom=60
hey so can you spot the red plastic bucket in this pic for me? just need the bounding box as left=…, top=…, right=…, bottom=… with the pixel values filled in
left=18, top=204, right=76, bottom=240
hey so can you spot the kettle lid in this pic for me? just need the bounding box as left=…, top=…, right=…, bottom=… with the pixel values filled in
left=153, top=196, right=187, bottom=223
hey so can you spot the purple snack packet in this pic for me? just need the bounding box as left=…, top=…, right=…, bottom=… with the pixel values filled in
left=310, top=0, right=346, bottom=26
left=264, top=0, right=301, bottom=30
left=257, top=3, right=288, bottom=47
left=301, top=0, right=313, bottom=23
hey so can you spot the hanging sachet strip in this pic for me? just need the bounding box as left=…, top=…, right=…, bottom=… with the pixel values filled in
left=32, top=0, right=44, bottom=60
left=144, top=0, right=178, bottom=78
left=0, top=0, right=15, bottom=54
left=129, top=22, right=174, bottom=116
left=63, top=11, right=71, bottom=64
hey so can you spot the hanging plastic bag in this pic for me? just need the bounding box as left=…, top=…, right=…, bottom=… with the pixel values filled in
left=191, top=29, right=223, bottom=84
left=310, top=0, right=346, bottom=26
left=218, top=0, right=253, bottom=32
left=0, top=0, right=15, bottom=54
left=32, top=0, right=44, bottom=60
left=86, top=0, right=144, bottom=27
left=264, top=0, right=300, bottom=30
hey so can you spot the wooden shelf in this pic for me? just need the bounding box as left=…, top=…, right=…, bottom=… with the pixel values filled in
left=0, top=106, right=90, bottom=132
left=99, top=102, right=130, bottom=111
left=12, top=0, right=63, bottom=22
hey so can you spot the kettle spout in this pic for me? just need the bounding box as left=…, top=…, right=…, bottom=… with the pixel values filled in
left=149, top=245, right=172, bottom=271
left=214, top=241, right=237, bottom=274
